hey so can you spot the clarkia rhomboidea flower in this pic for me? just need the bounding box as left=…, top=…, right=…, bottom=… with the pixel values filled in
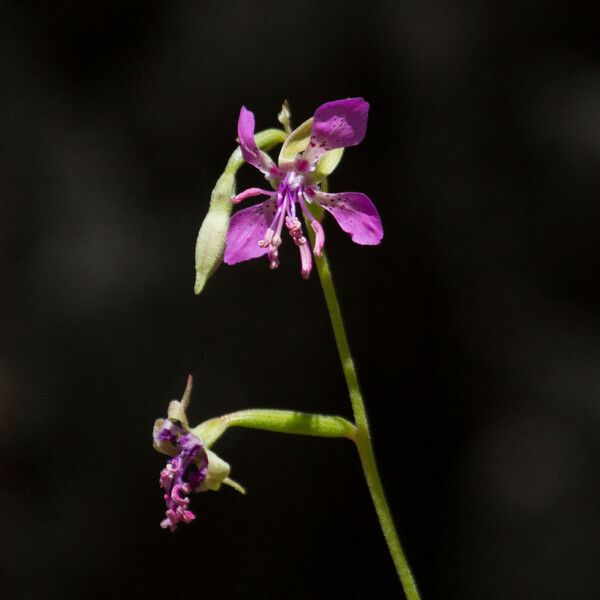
left=153, top=376, right=244, bottom=531
left=155, top=421, right=207, bottom=531
left=224, top=98, right=383, bottom=278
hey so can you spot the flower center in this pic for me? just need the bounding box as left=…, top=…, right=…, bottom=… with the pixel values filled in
left=257, top=170, right=325, bottom=278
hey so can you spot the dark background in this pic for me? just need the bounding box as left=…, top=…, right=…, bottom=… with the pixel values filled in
left=2, top=1, right=600, bottom=598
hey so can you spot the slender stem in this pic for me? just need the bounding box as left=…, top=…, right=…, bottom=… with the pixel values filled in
left=221, top=409, right=357, bottom=439
left=309, top=243, right=421, bottom=600
left=193, top=409, right=357, bottom=447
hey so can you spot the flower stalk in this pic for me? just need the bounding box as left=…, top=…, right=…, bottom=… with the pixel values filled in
left=305, top=220, right=421, bottom=600
left=186, top=99, right=420, bottom=598
left=195, top=409, right=357, bottom=443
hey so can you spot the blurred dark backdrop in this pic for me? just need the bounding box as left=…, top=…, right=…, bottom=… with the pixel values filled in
left=2, top=1, right=600, bottom=598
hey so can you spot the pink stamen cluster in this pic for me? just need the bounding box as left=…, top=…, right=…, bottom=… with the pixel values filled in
left=156, top=423, right=208, bottom=532
left=236, top=172, right=325, bottom=279
left=160, top=456, right=195, bottom=530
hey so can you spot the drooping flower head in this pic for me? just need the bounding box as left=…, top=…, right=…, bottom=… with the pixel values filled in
left=156, top=420, right=208, bottom=531
left=224, top=98, right=383, bottom=278
left=153, top=376, right=245, bottom=531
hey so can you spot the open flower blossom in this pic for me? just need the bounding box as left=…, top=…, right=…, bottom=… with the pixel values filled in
left=153, top=376, right=244, bottom=531
left=224, top=98, right=383, bottom=278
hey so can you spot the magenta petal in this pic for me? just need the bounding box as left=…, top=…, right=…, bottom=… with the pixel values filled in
left=237, top=106, right=277, bottom=177
left=313, top=98, right=369, bottom=147
left=237, top=107, right=260, bottom=167
left=313, top=191, right=383, bottom=245
left=302, top=98, right=369, bottom=164
left=224, top=199, right=276, bottom=264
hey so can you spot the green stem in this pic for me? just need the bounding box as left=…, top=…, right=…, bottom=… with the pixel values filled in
left=221, top=409, right=357, bottom=438
left=194, top=409, right=357, bottom=447
left=308, top=242, right=421, bottom=599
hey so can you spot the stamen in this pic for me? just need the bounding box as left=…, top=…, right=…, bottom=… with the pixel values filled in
left=268, top=247, right=279, bottom=269
left=284, top=215, right=313, bottom=278
left=295, top=193, right=326, bottom=257
left=171, top=484, right=189, bottom=506
left=298, top=193, right=317, bottom=222
left=232, top=187, right=276, bottom=204
left=158, top=428, right=207, bottom=531
left=258, top=228, right=275, bottom=248
left=272, top=192, right=289, bottom=245
left=159, top=462, right=177, bottom=488
left=285, top=216, right=304, bottom=244
left=299, top=242, right=312, bottom=279
left=311, top=220, right=325, bottom=256
left=259, top=192, right=285, bottom=248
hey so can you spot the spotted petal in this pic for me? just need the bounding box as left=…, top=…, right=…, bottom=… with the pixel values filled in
left=238, top=107, right=279, bottom=178
left=301, top=98, right=369, bottom=165
left=312, top=191, right=383, bottom=245
left=278, top=116, right=344, bottom=184
left=224, top=198, right=276, bottom=264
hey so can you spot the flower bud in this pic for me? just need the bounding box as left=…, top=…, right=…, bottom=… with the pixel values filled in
left=277, top=99, right=292, bottom=135
left=194, top=172, right=236, bottom=295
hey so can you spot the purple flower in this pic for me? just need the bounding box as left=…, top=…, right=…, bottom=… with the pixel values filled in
left=155, top=420, right=208, bottom=531
left=224, top=98, right=383, bottom=278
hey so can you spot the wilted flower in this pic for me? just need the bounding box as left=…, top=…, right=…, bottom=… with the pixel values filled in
left=156, top=421, right=208, bottom=531
left=153, top=376, right=244, bottom=531
left=224, top=98, right=383, bottom=278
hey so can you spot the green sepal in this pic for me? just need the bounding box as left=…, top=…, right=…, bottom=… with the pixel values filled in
left=197, top=449, right=245, bottom=494
left=278, top=117, right=343, bottom=183
left=278, top=117, right=313, bottom=168
left=306, top=148, right=344, bottom=185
